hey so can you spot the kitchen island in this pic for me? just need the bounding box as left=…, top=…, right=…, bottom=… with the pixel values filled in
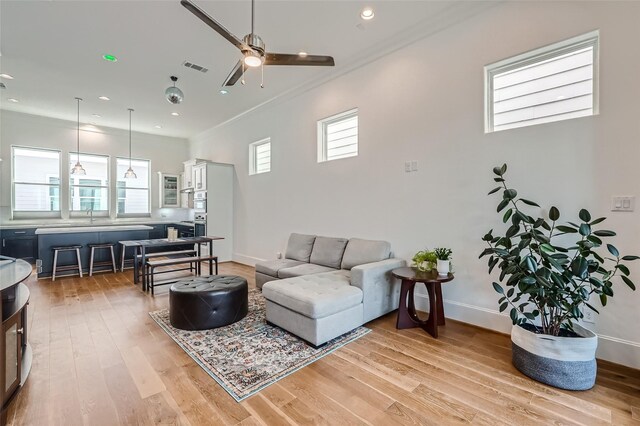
left=36, top=225, right=153, bottom=278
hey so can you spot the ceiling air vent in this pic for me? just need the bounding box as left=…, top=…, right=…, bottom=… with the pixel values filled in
left=183, top=60, right=209, bottom=73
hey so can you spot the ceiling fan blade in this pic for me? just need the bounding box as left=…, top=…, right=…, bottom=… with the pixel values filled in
left=264, top=53, right=335, bottom=67
left=222, top=60, right=246, bottom=87
left=180, top=0, right=245, bottom=51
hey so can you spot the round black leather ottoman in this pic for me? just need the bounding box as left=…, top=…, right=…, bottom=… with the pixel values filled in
left=169, top=275, right=248, bottom=330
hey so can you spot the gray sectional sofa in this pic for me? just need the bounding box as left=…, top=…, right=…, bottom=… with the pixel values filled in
left=256, top=233, right=405, bottom=346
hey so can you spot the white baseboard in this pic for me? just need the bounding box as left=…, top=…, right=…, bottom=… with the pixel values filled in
left=232, top=253, right=264, bottom=267
left=414, top=293, right=640, bottom=370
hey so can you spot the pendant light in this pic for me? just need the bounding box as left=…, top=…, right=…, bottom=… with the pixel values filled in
left=124, top=108, right=137, bottom=179
left=70, top=97, right=86, bottom=175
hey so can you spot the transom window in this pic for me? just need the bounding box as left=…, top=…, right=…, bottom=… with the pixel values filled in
left=11, top=146, right=61, bottom=218
left=249, top=138, right=271, bottom=175
left=485, top=31, right=599, bottom=132
left=117, top=158, right=150, bottom=217
left=69, top=153, right=109, bottom=216
left=317, top=108, right=358, bottom=162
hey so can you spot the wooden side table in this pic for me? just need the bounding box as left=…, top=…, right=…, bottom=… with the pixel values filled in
left=391, top=267, right=454, bottom=338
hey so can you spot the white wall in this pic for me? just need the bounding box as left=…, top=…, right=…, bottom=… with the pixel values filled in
left=0, top=110, right=191, bottom=223
left=190, top=1, right=640, bottom=368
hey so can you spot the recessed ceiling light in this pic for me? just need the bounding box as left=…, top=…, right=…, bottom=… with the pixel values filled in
left=154, top=125, right=162, bottom=129
left=171, top=112, right=179, bottom=116
left=0, top=73, right=14, bottom=80
left=92, top=114, right=101, bottom=118
left=219, top=89, right=228, bottom=95
left=8, top=98, right=19, bottom=103
left=360, top=7, right=375, bottom=20
left=98, top=96, right=110, bottom=101
left=102, top=54, right=118, bottom=62
left=298, top=52, right=308, bottom=57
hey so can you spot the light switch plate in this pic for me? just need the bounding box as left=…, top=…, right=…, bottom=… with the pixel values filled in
left=611, top=196, right=635, bottom=212
left=405, top=162, right=411, bottom=173
left=411, top=161, right=418, bottom=171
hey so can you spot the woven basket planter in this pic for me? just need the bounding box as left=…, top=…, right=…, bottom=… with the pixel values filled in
left=511, top=324, right=598, bottom=391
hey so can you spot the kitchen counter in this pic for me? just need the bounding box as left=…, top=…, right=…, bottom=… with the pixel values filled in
left=35, top=225, right=153, bottom=235
left=0, top=218, right=188, bottom=230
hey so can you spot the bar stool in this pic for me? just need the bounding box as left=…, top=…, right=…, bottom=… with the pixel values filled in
left=52, top=245, right=83, bottom=281
left=88, top=243, right=117, bottom=276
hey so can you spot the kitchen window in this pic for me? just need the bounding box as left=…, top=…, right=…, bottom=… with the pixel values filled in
left=69, top=153, right=109, bottom=217
left=249, top=138, right=271, bottom=175
left=11, top=146, right=61, bottom=219
left=116, top=158, right=150, bottom=217
left=317, top=108, right=358, bottom=162
left=485, top=31, right=599, bottom=132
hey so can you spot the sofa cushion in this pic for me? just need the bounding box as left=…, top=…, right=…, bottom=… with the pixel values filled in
left=262, top=271, right=362, bottom=319
left=341, top=238, right=391, bottom=270
left=285, top=233, right=316, bottom=262
left=278, top=263, right=337, bottom=279
left=255, top=259, right=305, bottom=277
left=309, top=236, right=348, bottom=269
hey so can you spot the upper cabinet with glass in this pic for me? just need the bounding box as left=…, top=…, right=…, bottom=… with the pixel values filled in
left=159, top=173, right=180, bottom=208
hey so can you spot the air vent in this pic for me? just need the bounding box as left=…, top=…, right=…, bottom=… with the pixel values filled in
left=183, top=60, right=209, bottom=73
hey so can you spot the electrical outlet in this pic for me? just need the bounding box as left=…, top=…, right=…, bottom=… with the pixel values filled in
left=583, top=308, right=595, bottom=324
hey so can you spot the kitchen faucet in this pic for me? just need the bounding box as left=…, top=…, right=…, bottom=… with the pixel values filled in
left=86, top=207, right=95, bottom=223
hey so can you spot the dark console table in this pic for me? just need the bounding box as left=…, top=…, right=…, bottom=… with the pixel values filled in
left=0, top=257, right=32, bottom=426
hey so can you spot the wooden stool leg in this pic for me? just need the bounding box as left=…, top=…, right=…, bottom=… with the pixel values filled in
left=76, top=248, right=83, bottom=278
left=110, top=246, right=117, bottom=273
left=89, top=247, right=95, bottom=276
left=120, top=244, right=125, bottom=272
left=52, top=250, right=58, bottom=281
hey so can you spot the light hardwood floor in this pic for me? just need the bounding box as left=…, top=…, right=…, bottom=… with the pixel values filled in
left=6, top=262, right=640, bottom=425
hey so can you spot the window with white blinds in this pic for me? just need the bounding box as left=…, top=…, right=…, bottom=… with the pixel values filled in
left=249, top=138, right=271, bottom=175
left=485, top=31, right=599, bottom=133
left=318, top=108, right=358, bottom=162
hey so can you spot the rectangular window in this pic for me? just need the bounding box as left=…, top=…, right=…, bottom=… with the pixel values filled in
left=12, top=146, right=61, bottom=218
left=249, top=138, right=271, bottom=175
left=116, top=158, right=150, bottom=217
left=317, top=108, right=358, bottom=162
left=485, top=31, right=599, bottom=132
left=69, top=153, right=109, bottom=216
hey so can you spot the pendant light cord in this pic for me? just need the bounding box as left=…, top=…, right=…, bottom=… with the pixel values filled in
left=251, top=0, right=254, bottom=35
left=75, top=97, right=82, bottom=158
left=128, top=108, right=134, bottom=168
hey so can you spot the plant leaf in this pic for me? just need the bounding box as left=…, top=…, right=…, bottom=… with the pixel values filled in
left=503, top=189, right=517, bottom=200
left=593, top=230, right=616, bottom=237
left=607, top=244, right=619, bottom=258
left=617, top=264, right=630, bottom=276
left=497, top=199, right=510, bottom=213
left=488, top=187, right=501, bottom=195
left=579, top=223, right=591, bottom=236
left=600, top=294, right=607, bottom=306
left=492, top=282, right=504, bottom=294
left=590, top=217, right=606, bottom=225
left=621, top=275, right=636, bottom=291
left=503, top=208, right=513, bottom=223
left=579, top=209, right=592, bottom=222
left=556, top=225, right=577, bottom=233
left=520, top=199, right=540, bottom=207
left=549, top=206, right=560, bottom=221
left=622, top=255, right=640, bottom=261
left=510, top=308, right=518, bottom=323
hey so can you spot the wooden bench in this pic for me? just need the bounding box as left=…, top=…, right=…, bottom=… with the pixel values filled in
left=146, top=255, right=219, bottom=295
left=133, top=249, right=196, bottom=283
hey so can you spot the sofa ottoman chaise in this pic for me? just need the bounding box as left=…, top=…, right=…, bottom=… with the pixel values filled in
left=259, top=234, right=405, bottom=346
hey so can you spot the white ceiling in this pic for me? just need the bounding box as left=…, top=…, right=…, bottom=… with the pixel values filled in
left=0, top=0, right=470, bottom=139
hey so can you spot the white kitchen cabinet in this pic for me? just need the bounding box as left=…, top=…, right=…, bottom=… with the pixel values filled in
left=182, top=160, right=196, bottom=190
left=159, top=173, right=180, bottom=208
left=193, top=163, right=207, bottom=191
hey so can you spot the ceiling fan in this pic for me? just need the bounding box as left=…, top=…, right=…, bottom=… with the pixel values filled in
left=180, top=0, right=335, bottom=88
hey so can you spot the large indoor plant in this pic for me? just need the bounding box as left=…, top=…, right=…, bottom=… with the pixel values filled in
left=480, top=164, right=638, bottom=390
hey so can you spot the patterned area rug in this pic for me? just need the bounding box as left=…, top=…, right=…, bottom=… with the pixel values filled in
left=149, top=289, right=370, bottom=402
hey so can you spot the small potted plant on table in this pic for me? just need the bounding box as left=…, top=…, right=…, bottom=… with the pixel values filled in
left=434, top=248, right=452, bottom=276
left=480, top=164, right=638, bottom=390
left=412, top=249, right=437, bottom=272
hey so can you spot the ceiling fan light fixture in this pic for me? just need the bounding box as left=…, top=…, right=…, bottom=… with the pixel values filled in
left=243, top=50, right=263, bottom=68
left=360, top=7, right=375, bottom=20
